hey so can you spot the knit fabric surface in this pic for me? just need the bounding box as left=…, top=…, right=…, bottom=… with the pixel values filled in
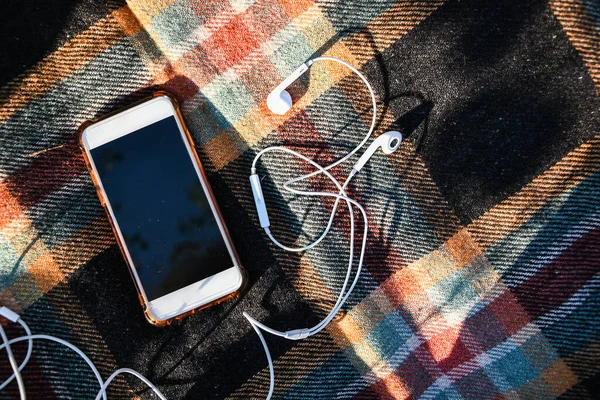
left=1, top=0, right=599, bottom=398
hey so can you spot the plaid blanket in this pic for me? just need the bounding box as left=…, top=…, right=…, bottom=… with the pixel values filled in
left=1, top=0, right=599, bottom=398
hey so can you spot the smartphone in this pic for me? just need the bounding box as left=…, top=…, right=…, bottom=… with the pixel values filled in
left=79, top=92, right=245, bottom=326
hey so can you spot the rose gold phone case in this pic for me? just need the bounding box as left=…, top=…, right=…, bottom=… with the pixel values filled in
left=78, top=91, right=246, bottom=326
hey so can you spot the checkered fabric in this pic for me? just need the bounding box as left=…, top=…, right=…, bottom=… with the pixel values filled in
left=1, top=0, right=599, bottom=398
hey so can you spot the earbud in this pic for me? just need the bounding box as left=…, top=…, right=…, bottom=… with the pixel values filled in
left=353, top=131, right=402, bottom=172
left=266, top=90, right=292, bottom=115
left=266, top=62, right=311, bottom=115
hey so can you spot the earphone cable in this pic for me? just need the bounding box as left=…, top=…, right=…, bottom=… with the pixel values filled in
left=0, top=316, right=33, bottom=391
left=0, top=323, right=27, bottom=399
left=247, top=147, right=369, bottom=397
left=0, top=318, right=167, bottom=400
left=245, top=53, right=377, bottom=397
left=250, top=56, right=377, bottom=254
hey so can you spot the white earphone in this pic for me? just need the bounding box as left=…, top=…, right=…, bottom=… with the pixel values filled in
left=353, top=130, right=402, bottom=172
left=266, top=62, right=310, bottom=115
left=247, top=56, right=402, bottom=398
left=0, top=56, right=402, bottom=400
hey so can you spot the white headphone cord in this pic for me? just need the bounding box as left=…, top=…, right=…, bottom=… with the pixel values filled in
left=245, top=56, right=377, bottom=398
left=0, top=307, right=167, bottom=400
left=251, top=56, right=376, bottom=254
left=287, top=57, right=378, bottom=185
left=0, top=317, right=32, bottom=392
left=245, top=146, right=369, bottom=400
left=0, top=322, right=26, bottom=399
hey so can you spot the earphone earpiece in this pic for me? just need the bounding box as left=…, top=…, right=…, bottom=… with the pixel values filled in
left=380, top=130, right=403, bottom=154
left=266, top=89, right=293, bottom=115
left=352, top=130, right=402, bottom=172
left=266, top=62, right=311, bottom=115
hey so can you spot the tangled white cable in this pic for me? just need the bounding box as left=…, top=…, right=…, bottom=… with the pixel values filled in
left=0, top=306, right=167, bottom=400
left=245, top=56, right=402, bottom=398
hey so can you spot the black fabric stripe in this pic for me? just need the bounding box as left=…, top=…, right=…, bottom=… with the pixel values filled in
left=0, top=0, right=121, bottom=87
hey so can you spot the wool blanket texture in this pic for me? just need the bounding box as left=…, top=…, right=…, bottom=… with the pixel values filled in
left=0, top=0, right=599, bottom=398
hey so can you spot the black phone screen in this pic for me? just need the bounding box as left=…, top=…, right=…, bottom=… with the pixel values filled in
left=90, top=116, right=232, bottom=301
